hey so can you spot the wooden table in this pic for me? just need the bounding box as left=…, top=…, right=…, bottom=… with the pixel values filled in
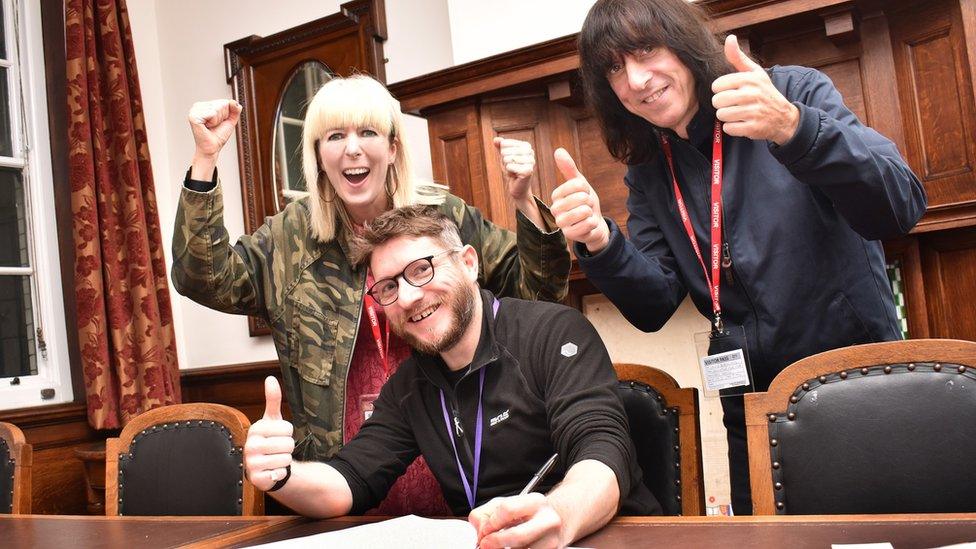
left=0, top=515, right=303, bottom=549
left=4, top=513, right=975, bottom=548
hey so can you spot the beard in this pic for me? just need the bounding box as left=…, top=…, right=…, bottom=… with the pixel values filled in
left=393, top=281, right=477, bottom=356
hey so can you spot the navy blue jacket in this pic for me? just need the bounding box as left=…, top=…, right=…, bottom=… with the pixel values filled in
left=578, top=66, right=927, bottom=389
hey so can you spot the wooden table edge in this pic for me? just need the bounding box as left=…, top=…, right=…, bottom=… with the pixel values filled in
left=177, top=516, right=308, bottom=549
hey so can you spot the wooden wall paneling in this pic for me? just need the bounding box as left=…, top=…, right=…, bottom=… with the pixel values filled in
left=749, top=14, right=870, bottom=122
left=888, top=0, right=976, bottom=218
left=180, top=361, right=285, bottom=425
left=425, top=103, right=490, bottom=215
left=883, top=236, right=930, bottom=338
left=858, top=4, right=909, bottom=155
left=919, top=226, right=976, bottom=339
left=0, top=404, right=103, bottom=515
left=479, top=94, right=556, bottom=231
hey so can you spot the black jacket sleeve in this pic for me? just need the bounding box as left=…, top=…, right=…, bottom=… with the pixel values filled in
left=527, top=305, right=644, bottom=507
left=326, top=378, right=420, bottom=514
left=768, top=66, right=927, bottom=240
left=576, top=185, right=689, bottom=332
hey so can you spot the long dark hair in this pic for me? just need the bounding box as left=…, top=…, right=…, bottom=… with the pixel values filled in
left=580, top=0, right=731, bottom=165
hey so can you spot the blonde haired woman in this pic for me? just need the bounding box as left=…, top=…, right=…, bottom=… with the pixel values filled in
left=172, top=75, right=570, bottom=515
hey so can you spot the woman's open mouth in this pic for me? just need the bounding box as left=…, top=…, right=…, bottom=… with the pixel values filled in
left=343, top=167, right=370, bottom=184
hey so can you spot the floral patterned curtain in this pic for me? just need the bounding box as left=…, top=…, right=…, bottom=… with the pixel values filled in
left=65, top=0, right=181, bottom=429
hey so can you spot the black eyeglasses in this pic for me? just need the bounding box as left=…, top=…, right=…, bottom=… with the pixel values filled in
left=367, top=248, right=461, bottom=306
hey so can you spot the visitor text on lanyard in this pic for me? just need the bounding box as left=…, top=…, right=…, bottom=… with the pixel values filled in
left=659, top=120, right=725, bottom=332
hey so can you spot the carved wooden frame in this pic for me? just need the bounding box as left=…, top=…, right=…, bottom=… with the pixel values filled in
left=224, top=0, right=387, bottom=336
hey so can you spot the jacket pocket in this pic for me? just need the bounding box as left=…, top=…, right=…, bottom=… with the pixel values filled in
left=288, top=299, right=339, bottom=386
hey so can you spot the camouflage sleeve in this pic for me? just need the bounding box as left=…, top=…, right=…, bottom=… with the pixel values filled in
left=170, top=182, right=269, bottom=317
left=450, top=194, right=570, bottom=302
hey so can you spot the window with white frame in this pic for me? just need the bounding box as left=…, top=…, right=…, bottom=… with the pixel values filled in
left=0, top=0, right=71, bottom=410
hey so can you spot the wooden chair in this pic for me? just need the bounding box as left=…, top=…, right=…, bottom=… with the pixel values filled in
left=614, top=363, right=705, bottom=515
left=745, top=339, right=976, bottom=515
left=106, top=403, right=262, bottom=516
left=0, top=421, right=31, bottom=514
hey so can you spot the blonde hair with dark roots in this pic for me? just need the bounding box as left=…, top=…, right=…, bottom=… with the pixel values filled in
left=349, top=205, right=463, bottom=266
left=302, top=74, right=445, bottom=242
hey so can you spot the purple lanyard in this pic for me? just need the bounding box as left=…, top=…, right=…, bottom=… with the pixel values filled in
left=438, top=298, right=498, bottom=510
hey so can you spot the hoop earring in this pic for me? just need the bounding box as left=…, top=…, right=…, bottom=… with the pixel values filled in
left=386, top=163, right=399, bottom=200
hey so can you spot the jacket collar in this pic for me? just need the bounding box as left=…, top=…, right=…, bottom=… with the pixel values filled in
left=413, top=288, right=502, bottom=392
left=686, top=103, right=718, bottom=153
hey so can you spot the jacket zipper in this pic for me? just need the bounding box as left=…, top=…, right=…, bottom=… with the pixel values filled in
left=339, top=268, right=367, bottom=448
left=722, top=242, right=734, bottom=285
left=448, top=365, right=478, bottom=476
left=681, top=138, right=764, bottom=362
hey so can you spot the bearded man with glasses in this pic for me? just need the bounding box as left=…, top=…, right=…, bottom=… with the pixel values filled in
left=242, top=205, right=661, bottom=549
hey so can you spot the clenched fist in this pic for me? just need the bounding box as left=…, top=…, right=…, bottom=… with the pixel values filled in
left=549, top=148, right=610, bottom=254
left=187, top=100, right=242, bottom=181
left=243, top=376, right=295, bottom=492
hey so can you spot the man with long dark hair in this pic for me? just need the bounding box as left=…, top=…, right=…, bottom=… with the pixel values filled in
left=549, top=0, right=926, bottom=514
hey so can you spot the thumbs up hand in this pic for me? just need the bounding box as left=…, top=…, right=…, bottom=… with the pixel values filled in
left=244, top=376, right=296, bottom=492
left=550, top=148, right=610, bottom=254
left=711, top=35, right=799, bottom=145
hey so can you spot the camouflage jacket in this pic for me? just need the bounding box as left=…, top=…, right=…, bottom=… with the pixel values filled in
left=171, top=183, right=570, bottom=460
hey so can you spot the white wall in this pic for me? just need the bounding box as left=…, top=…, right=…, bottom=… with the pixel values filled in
left=445, top=0, right=595, bottom=64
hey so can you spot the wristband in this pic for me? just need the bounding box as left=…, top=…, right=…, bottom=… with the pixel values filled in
left=267, top=464, right=292, bottom=492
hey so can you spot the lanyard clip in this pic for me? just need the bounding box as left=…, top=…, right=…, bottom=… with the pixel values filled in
left=712, top=314, right=725, bottom=335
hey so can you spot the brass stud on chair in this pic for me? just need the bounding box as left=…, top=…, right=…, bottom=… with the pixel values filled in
left=860, top=368, right=869, bottom=375
left=959, top=366, right=967, bottom=374
left=934, top=363, right=942, bottom=372
left=790, top=396, right=798, bottom=404
left=818, top=376, right=827, bottom=383
left=787, top=412, right=796, bottom=421
left=776, top=502, right=784, bottom=510
left=770, top=438, right=778, bottom=447
left=768, top=414, right=776, bottom=422
left=801, top=383, right=810, bottom=391
left=908, top=363, right=916, bottom=371
left=839, top=371, right=848, bottom=379
left=884, top=366, right=892, bottom=374
left=774, top=482, right=783, bottom=490
left=772, top=461, right=781, bottom=469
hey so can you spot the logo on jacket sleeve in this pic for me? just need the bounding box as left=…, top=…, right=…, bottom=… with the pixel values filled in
left=560, top=342, right=578, bottom=357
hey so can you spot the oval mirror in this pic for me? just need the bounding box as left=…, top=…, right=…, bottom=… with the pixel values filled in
left=272, top=60, right=332, bottom=210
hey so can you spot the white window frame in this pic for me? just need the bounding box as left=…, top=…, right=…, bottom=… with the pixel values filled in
left=0, top=0, right=72, bottom=410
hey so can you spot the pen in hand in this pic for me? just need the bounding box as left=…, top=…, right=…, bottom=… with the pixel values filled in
left=518, top=453, right=558, bottom=496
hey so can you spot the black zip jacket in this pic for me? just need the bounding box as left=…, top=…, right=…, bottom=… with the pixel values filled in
left=328, top=289, right=662, bottom=516
left=577, top=66, right=927, bottom=390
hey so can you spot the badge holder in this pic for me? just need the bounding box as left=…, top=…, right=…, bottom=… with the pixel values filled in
left=693, top=323, right=755, bottom=398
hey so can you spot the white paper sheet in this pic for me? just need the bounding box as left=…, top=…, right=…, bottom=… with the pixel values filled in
left=243, top=515, right=478, bottom=549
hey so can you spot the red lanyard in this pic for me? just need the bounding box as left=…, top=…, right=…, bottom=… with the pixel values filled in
left=364, top=270, right=391, bottom=378
left=659, top=120, right=725, bottom=331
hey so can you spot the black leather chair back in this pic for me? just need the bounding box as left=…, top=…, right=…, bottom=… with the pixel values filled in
left=768, top=361, right=976, bottom=514
left=0, top=437, right=12, bottom=514
left=616, top=380, right=682, bottom=515
left=118, top=420, right=244, bottom=516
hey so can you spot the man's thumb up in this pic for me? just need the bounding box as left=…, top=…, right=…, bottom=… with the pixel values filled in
left=554, top=148, right=583, bottom=182
left=263, top=376, right=283, bottom=421
left=724, top=35, right=762, bottom=73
